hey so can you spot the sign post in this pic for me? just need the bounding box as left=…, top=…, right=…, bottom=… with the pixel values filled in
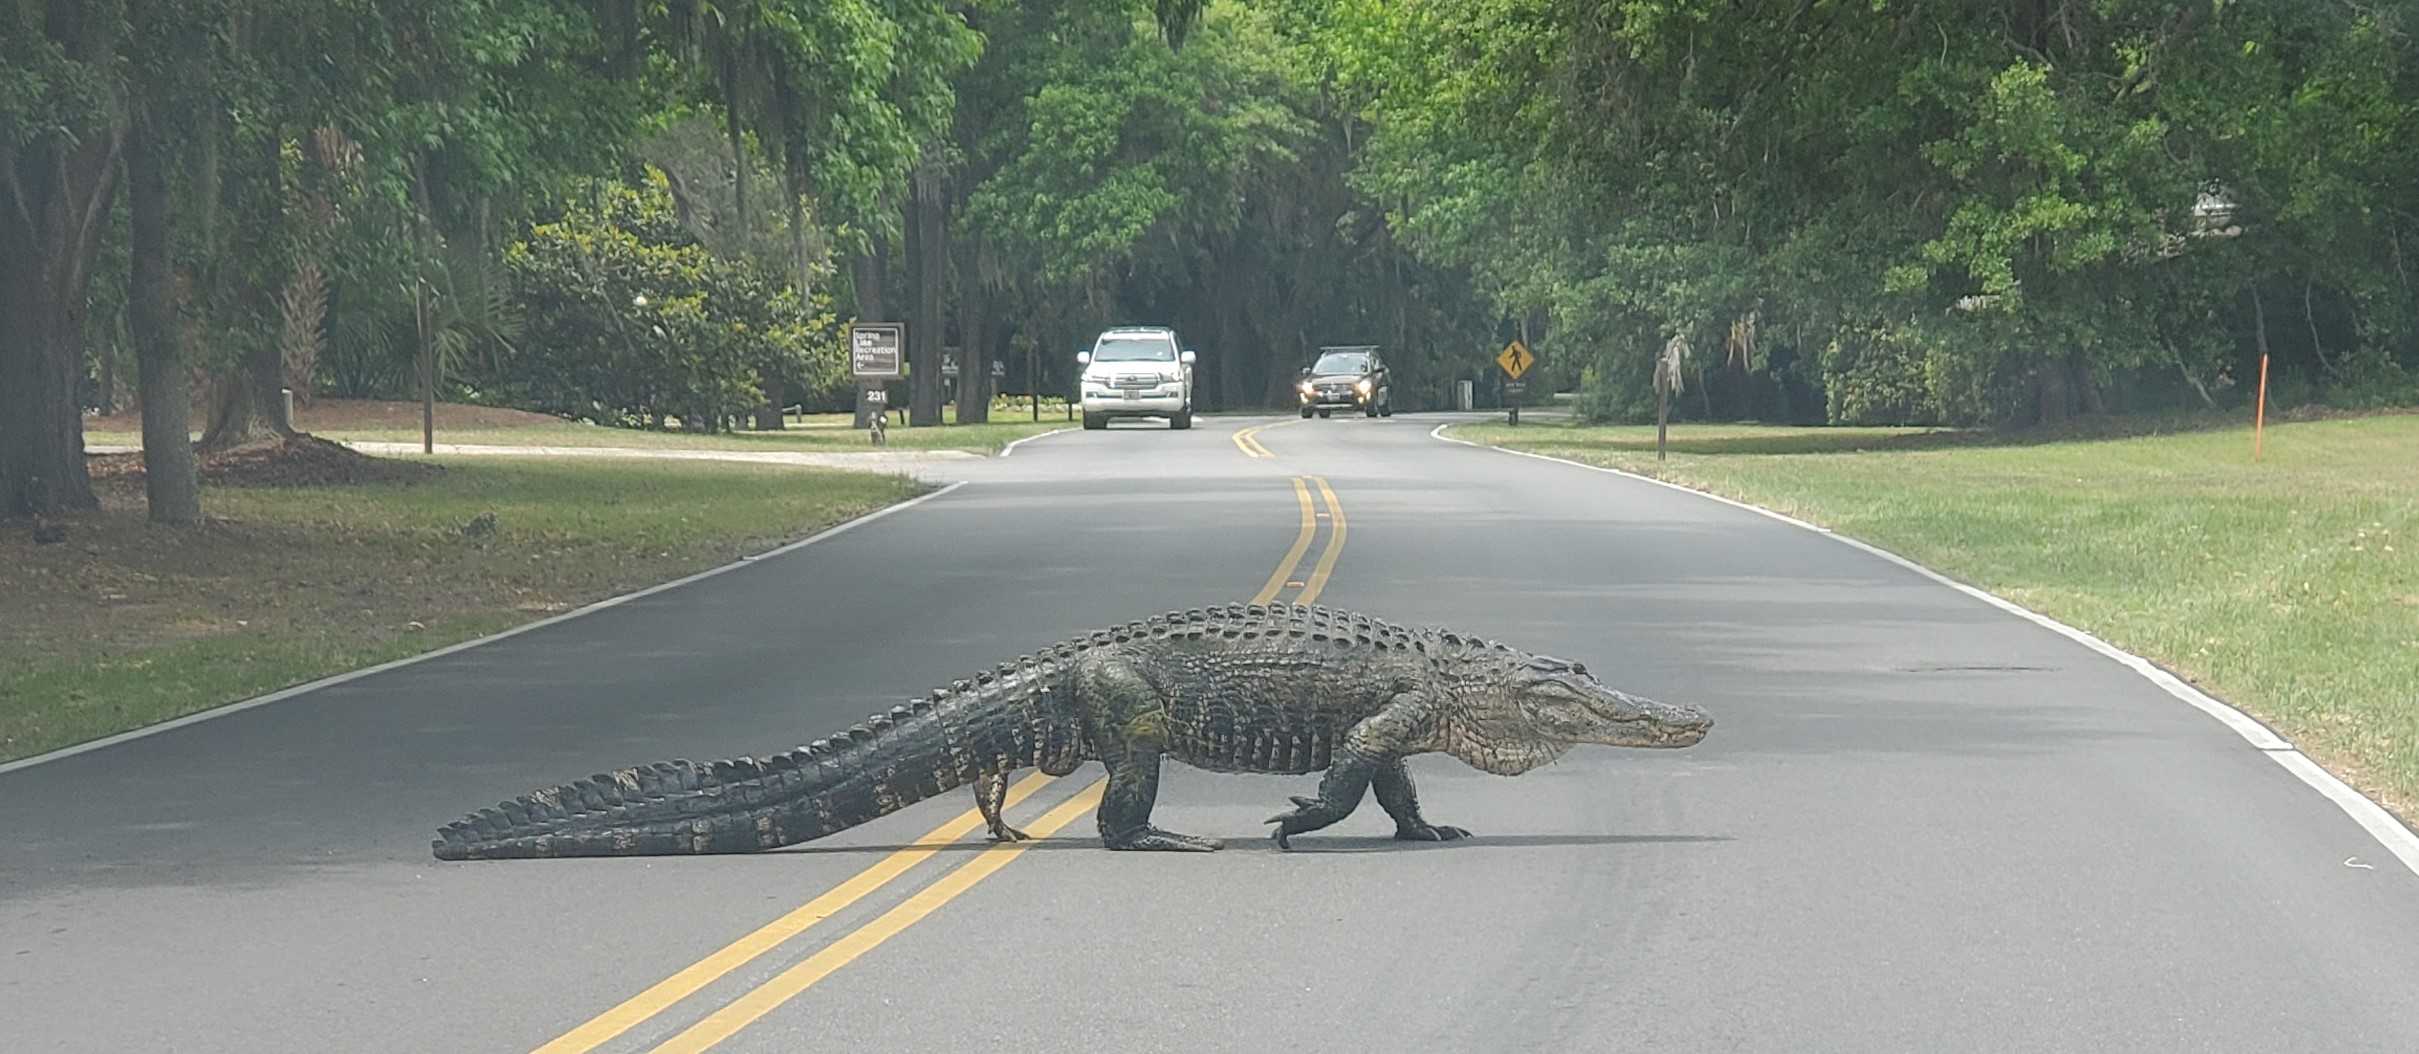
left=1496, top=338, right=1534, bottom=425
left=2253, top=352, right=2270, bottom=461
left=849, top=322, right=903, bottom=430
left=1653, top=334, right=1689, bottom=462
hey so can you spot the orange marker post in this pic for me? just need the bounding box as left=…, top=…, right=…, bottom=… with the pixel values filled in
left=2253, top=353, right=2269, bottom=462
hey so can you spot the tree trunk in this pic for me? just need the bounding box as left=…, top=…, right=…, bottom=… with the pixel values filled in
left=198, top=114, right=293, bottom=451
left=756, top=181, right=814, bottom=432
left=850, top=237, right=889, bottom=428
left=198, top=335, right=290, bottom=450
left=954, top=241, right=990, bottom=423
left=2303, top=274, right=2331, bottom=375
left=2169, top=342, right=2218, bottom=410
left=413, top=159, right=436, bottom=454
left=0, top=126, right=119, bottom=517
left=95, top=310, right=121, bottom=415
left=721, top=51, right=748, bottom=231
left=2074, top=356, right=2107, bottom=416
left=2035, top=359, right=2072, bottom=426
left=2251, top=281, right=2273, bottom=401
left=1210, top=256, right=1242, bottom=411
left=907, top=166, right=948, bottom=427
left=128, top=98, right=201, bottom=525
left=0, top=231, right=94, bottom=518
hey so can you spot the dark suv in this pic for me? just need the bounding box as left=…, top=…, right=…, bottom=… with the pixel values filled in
left=1296, top=345, right=1392, bottom=418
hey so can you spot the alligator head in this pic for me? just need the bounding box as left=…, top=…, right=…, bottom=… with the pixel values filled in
left=1510, top=654, right=1712, bottom=749
left=1436, top=642, right=1712, bottom=774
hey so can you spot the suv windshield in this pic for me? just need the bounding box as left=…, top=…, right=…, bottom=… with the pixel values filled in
left=1094, top=336, right=1176, bottom=362
left=1311, top=351, right=1370, bottom=375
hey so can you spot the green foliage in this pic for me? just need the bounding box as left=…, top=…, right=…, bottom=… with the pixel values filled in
left=963, top=3, right=1303, bottom=283
left=941, top=2, right=1504, bottom=411
left=27, top=0, right=2419, bottom=456
left=1320, top=0, right=2419, bottom=426
left=496, top=169, right=842, bottom=429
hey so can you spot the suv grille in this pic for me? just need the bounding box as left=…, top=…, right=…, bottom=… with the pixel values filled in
left=1113, top=374, right=1162, bottom=389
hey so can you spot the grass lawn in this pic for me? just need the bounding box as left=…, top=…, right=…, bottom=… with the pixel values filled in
left=0, top=457, right=927, bottom=763
left=1450, top=413, right=2419, bottom=823
left=84, top=398, right=1078, bottom=455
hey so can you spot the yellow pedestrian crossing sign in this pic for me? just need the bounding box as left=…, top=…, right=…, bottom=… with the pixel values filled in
left=1496, top=339, right=1534, bottom=380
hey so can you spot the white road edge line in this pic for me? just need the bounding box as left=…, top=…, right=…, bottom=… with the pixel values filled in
left=0, top=481, right=972, bottom=777
left=1429, top=421, right=2419, bottom=879
left=998, top=428, right=1073, bottom=457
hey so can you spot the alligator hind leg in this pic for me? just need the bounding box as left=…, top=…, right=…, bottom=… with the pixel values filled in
left=1077, top=656, right=1220, bottom=852
left=1098, top=748, right=1222, bottom=852
left=974, top=770, right=1028, bottom=842
left=1373, top=758, right=1469, bottom=843
left=1266, top=749, right=1377, bottom=848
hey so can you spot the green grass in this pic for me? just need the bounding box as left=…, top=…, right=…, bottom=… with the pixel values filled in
left=1452, top=415, right=2419, bottom=821
left=86, top=404, right=1079, bottom=456
left=0, top=458, right=927, bottom=762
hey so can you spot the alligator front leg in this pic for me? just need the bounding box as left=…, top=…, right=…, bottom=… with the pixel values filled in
left=973, top=770, right=1028, bottom=842
left=1373, top=758, right=1469, bottom=843
left=1269, top=698, right=1439, bottom=849
left=1266, top=747, right=1380, bottom=848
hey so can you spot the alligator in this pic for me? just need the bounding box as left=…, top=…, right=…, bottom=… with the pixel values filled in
left=431, top=602, right=1712, bottom=859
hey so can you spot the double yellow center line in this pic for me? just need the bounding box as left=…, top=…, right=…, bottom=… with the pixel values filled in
left=1254, top=476, right=1345, bottom=605
left=1231, top=417, right=1296, bottom=458
left=530, top=473, right=1349, bottom=1053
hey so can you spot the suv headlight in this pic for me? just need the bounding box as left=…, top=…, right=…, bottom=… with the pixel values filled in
left=1354, top=379, right=1372, bottom=395
left=1297, top=380, right=1315, bottom=394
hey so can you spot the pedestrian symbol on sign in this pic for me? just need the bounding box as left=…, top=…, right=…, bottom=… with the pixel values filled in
left=1496, top=340, right=1533, bottom=380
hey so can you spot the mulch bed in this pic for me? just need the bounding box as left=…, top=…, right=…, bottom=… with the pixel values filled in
left=87, top=434, right=444, bottom=488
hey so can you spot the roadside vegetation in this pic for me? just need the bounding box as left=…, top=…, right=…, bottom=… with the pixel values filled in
left=16, top=2, right=2419, bottom=528
left=84, top=398, right=1074, bottom=456
left=0, top=458, right=924, bottom=763
left=1454, top=412, right=2419, bottom=823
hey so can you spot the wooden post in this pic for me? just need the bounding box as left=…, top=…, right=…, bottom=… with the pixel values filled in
left=1656, top=381, right=1669, bottom=461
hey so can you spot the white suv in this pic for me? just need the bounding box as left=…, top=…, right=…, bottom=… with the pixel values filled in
left=1077, top=326, right=1196, bottom=430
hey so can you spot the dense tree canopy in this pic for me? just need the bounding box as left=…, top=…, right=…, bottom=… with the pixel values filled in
left=7, top=0, right=2417, bottom=520
left=1313, top=0, right=2419, bottom=425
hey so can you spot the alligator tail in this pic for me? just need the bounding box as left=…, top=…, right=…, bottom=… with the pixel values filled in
left=431, top=684, right=1052, bottom=860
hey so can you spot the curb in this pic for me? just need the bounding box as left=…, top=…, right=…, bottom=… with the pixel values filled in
left=1429, top=422, right=2419, bottom=879
left=998, top=428, right=1073, bottom=457
left=0, top=482, right=971, bottom=777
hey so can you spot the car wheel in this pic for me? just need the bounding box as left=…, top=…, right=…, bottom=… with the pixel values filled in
left=1299, top=405, right=1314, bottom=418
left=1082, top=412, right=1107, bottom=430
left=1169, top=408, right=1192, bottom=430
left=1379, top=393, right=1393, bottom=417
left=1317, top=408, right=1331, bottom=419
left=1363, top=400, right=1379, bottom=417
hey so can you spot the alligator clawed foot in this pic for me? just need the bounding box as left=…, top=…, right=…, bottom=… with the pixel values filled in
left=987, top=823, right=1031, bottom=843
left=1102, top=825, right=1224, bottom=852
left=1394, top=823, right=1471, bottom=843
left=1266, top=794, right=1348, bottom=850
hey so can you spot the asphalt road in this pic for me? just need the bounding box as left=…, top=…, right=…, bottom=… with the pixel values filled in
left=7, top=411, right=2418, bottom=1052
